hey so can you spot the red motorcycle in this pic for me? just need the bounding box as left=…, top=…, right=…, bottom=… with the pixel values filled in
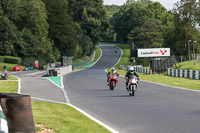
left=108, top=73, right=118, bottom=90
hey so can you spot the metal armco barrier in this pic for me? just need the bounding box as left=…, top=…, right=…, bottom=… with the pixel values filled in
left=0, top=93, right=35, bottom=133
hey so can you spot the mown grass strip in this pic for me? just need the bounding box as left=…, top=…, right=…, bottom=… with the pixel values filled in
left=0, top=80, right=18, bottom=93
left=32, top=101, right=110, bottom=133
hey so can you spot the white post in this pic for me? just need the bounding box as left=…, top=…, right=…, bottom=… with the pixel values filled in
left=176, top=69, right=178, bottom=77
left=172, top=69, right=174, bottom=77
left=168, top=68, right=170, bottom=75
left=184, top=70, right=188, bottom=78
left=180, top=70, right=183, bottom=78
left=189, top=70, right=193, bottom=79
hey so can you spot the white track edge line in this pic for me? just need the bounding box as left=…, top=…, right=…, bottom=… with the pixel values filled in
left=12, top=75, right=21, bottom=94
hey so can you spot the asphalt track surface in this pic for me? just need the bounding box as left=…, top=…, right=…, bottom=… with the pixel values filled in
left=11, top=44, right=200, bottom=133
left=64, top=44, right=200, bottom=133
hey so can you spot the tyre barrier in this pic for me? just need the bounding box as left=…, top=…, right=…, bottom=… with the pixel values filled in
left=0, top=93, right=35, bottom=133
left=168, top=68, right=200, bottom=80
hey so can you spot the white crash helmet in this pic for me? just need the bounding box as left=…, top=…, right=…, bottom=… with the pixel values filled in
left=129, top=67, right=134, bottom=74
left=111, top=67, right=115, bottom=72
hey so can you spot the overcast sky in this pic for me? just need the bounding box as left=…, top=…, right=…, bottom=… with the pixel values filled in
left=103, top=0, right=180, bottom=10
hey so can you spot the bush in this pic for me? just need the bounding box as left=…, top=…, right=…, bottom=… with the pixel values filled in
left=4, top=56, right=22, bottom=64
left=0, top=56, right=4, bottom=63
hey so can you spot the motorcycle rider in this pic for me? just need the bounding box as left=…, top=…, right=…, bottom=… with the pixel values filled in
left=125, top=66, right=140, bottom=89
left=107, top=67, right=119, bottom=85
left=114, top=48, right=117, bottom=53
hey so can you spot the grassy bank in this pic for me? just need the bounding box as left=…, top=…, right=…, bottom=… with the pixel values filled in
left=173, top=60, right=200, bottom=70
left=74, top=46, right=101, bottom=71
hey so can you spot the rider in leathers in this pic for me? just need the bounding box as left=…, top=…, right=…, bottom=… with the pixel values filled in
left=107, top=67, right=119, bottom=85
left=125, top=66, right=140, bottom=89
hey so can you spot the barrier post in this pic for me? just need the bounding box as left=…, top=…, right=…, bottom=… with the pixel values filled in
left=0, top=93, right=35, bottom=133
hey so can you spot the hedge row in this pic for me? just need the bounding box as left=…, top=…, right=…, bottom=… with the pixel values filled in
left=0, top=56, right=21, bottom=64
left=0, top=56, right=48, bottom=66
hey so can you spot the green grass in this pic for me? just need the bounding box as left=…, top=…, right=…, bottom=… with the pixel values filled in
left=173, top=60, right=200, bottom=70
left=0, top=63, right=25, bottom=71
left=32, top=102, right=110, bottom=133
left=93, top=46, right=101, bottom=63
left=0, top=76, right=18, bottom=93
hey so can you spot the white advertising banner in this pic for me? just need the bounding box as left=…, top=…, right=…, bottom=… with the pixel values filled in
left=138, top=48, right=170, bottom=57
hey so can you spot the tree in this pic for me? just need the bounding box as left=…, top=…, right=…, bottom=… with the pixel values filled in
left=128, top=19, right=163, bottom=48
left=68, top=0, right=107, bottom=56
left=0, top=0, right=56, bottom=60
left=42, top=0, right=78, bottom=57
left=112, top=3, right=153, bottom=42
left=165, top=0, right=200, bottom=55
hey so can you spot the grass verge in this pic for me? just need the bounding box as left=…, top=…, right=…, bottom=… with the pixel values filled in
left=74, top=46, right=101, bottom=71
left=0, top=76, right=18, bottom=93
left=32, top=102, right=110, bottom=133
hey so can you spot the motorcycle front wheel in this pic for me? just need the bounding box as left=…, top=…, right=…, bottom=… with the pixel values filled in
left=129, top=85, right=135, bottom=96
left=110, top=82, right=115, bottom=90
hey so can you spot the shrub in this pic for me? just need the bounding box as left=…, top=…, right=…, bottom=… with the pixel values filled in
left=0, top=56, right=4, bottom=63
left=4, top=56, right=22, bottom=64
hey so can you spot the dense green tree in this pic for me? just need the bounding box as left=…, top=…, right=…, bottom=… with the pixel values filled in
left=164, top=0, right=200, bottom=55
left=128, top=19, right=163, bottom=48
left=100, top=5, right=120, bottom=41
left=0, top=0, right=56, bottom=60
left=42, top=0, right=78, bottom=57
left=112, top=3, right=153, bottom=42
left=68, top=0, right=107, bottom=56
